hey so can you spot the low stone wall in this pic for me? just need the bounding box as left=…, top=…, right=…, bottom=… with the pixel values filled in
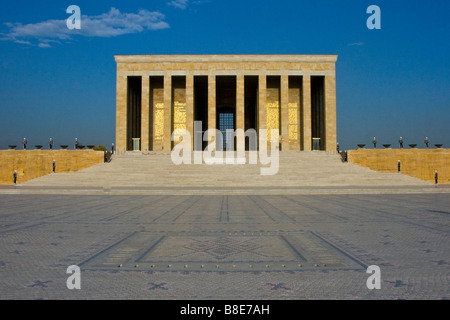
left=0, top=150, right=104, bottom=184
left=347, top=148, right=449, bottom=184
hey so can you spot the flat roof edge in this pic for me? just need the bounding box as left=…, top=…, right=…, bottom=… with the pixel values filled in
left=114, top=54, right=338, bottom=63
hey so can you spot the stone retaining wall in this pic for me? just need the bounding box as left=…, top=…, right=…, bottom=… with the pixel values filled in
left=0, top=150, right=104, bottom=184
left=347, top=148, right=449, bottom=184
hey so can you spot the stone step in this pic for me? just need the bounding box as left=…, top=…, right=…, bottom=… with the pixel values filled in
left=19, top=152, right=430, bottom=189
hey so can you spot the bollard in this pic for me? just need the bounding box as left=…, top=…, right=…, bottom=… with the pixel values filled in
left=398, top=160, right=401, bottom=173
left=52, top=160, right=56, bottom=173
left=13, top=170, right=17, bottom=184
left=435, top=170, right=438, bottom=184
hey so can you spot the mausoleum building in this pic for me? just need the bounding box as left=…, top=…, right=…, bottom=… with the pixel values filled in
left=115, top=55, right=337, bottom=153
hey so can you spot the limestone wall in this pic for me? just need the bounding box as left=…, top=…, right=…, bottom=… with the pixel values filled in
left=0, top=150, right=104, bottom=184
left=347, top=148, right=449, bottom=184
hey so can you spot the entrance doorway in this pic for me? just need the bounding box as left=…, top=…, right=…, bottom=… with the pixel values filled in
left=219, top=112, right=234, bottom=151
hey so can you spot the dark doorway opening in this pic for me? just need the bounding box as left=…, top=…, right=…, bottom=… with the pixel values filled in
left=219, top=112, right=234, bottom=151
left=311, top=76, right=325, bottom=150
left=194, top=76, right=208, bottom=150
left=216, top=76, right=236, bottom=151
left=127, top=76, right=142, bottom=151
left=245, top=76, right=258, bottom=150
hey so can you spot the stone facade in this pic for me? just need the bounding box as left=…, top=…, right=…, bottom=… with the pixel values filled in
left=115, top=55, right=338, bottom=153
left=348, top=148, right=450, bottom=184
left=0, top=150, right=104, bottom=184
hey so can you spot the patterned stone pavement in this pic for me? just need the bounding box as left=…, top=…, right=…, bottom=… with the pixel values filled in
left=0, top=193, right=449, bottom=299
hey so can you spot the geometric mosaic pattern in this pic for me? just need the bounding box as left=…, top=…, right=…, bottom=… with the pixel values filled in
left=76, top=231, right=368, bottom=272
left=184, top=237, right=263, bottom=260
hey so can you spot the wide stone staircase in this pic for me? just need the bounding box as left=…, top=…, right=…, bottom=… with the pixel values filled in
left=14, top=151, right=435, bottom=195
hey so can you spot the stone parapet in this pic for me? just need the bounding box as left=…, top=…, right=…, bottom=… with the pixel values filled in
left=348, top=148, right=449, bottom=183
left=0, top=150, right=104, bottom=184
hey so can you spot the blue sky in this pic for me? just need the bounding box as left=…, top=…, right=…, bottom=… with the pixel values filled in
left=0, top=0, right=449, bottom=150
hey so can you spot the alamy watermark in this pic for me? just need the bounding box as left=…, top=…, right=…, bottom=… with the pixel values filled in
left=366, top=265, right=381, bottom=289
left=66, top=265, right=81, bottom=289
left=367, top=5, right=381, bottom=30
left=170, top=121, right=279, bottom=176
left=66, top=5, right=81, bottom=30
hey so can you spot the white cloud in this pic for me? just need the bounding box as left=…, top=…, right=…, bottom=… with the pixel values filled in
left=11, top=39, right=32, bottom=45
left=168, top=0, right=189, bottom=10
left=38, top=42, right=51, bottom=48
left=1, top=7, right=169, bottom=47
left=80, top=8, right=169, bottom=37
left=347, top=42, right=365, bottom=47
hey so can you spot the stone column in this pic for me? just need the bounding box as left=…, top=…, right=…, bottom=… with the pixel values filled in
left=186, top=74, right=194, bottom=150
left=141, top=76, right=150, bottom=151
left=236, top=74, right=245, bottom=152
left=325, top=73, right=337, bottom=152
left=163, top=74, right=172, bottom=151
left=280, top=75, right=289, bottom=151
left=302, top=74, right=312, bottom=151
left=116, top=73, right=127, bottom=153
left=208, top=75, right=216, bottom=147
left=258, top=74, right=267, bottom=150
